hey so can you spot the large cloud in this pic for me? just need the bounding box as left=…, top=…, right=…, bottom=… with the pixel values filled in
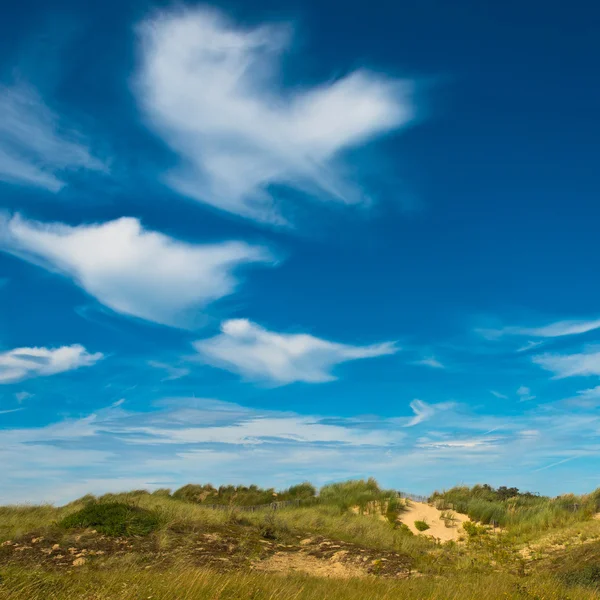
left=0, top=345, right=103, bottom=383
left=0, top=83, right=105, bottom=191
left=136, top=7, right=413, bottom=224
left=193, top=318, right=397, bottom=384
left=0, top=214, right=274, bottom=327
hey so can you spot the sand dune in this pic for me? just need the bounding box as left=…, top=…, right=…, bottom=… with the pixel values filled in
left=398, top=501, right=469, bottom=542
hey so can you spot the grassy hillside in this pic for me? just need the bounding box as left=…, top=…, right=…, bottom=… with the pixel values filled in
left=1, top=479, right=599, bottom=599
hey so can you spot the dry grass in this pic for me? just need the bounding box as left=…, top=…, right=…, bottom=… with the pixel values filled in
left=1, top=483, right=600, bottom=599
left=1, top=563, right=599, bottom=600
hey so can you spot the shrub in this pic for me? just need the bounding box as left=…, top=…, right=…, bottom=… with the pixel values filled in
left=60, top=502, right=160, bottom=537
left=286, top=482, right=317, bottom=500
left=414, top=520, right=430, bottom=532
left=463, top=521, right=487, bottom=537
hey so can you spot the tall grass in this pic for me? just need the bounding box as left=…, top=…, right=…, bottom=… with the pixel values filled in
left=319, top=478, right=397, bottom=513
left=431, top=485, right=600, bottom=534
left=0, top=564, right=598, bottom=600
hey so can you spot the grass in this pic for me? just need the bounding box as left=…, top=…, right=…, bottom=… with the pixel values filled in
left=1, top=564, right=600, bottom=600
left=1, top=479, right=600, bottom=599
left=414, top=520, right=430, bottom=532
left=59, top=503, right=160, bottom=537
left=431, top=485, right=600, bottom=536
left=172, top=482, right=317, bottom=506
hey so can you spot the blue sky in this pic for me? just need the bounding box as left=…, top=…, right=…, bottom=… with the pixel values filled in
left=1, top=0, right=599, bottom=504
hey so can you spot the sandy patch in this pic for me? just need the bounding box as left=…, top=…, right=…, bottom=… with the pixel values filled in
left=253, top=551, right=366, bottom=578
left=398, top=501, right=469, bottom=542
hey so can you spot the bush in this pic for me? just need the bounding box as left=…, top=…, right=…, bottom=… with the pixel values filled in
left=60, top=502, right=160, bottom=537
left=286, top=482, right=317, bottom=500
left=462, top=521, right=487, bottom=537
left=414, top=520, right=430, bottom=532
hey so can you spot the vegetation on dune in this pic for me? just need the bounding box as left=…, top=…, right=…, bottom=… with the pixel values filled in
left=319, top=477, right=398, bottom=513
left=59, top=502, right=160, bottom=537
left=414, top=520, right=430, bottom=532
left=431, top=484, right=600, bottom=533
left=1, top=478, right=600, bottom=600
left=171, top=482, right=317, bottom=506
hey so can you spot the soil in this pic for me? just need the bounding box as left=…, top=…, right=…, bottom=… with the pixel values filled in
left=0, top=526, right=414, bottom=580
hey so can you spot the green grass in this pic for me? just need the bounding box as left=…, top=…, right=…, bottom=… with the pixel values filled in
left=59, top=502, right=160, bottom=537
left=414, top=520, right=430, bottom=532
left=431, top=485, right=600, bottom=535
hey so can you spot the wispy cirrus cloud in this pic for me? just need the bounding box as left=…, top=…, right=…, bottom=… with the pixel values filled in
left=516, top=386, right=536, bottom=402
left=1, top=395, right=598, bottom=504
left=147, top=361, right=190, bottom=381
left=478, top=317, right=600, bottom=340
left=136, top=7, right=414, bottom=224
left=404, top=399, right=436, bottom=427
left=414, top=356, right=445, bottom=369
left=193, top=318, right=398, bottom=384
left=0, top=344, right=103, bottom=384
left=566, top=386, right=600, bottom=407
left=0, top=214, right=275, bottom=327
left=532, top=349, right=600, bottom=379
left=0, top=83, right=105, bottom=191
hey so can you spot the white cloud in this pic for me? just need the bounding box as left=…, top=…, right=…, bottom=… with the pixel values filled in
left=414, top=356, right=445, bottom=369
left=517, top=340, right=543, bottom=353
left=136, top=7, right=413, bottom=224
left=0, top=83, right=105, bottom=191
left=193, top=318, right=397, bottom=384
left=516, top=386, right=536, bottom=401
left=147, top=361, right=190, bottom=381
left=0, top=214, right=274, bottom=327
left=0, top=345, right=103, bottom=384
left=15, top=391, right=33, bottom=402
left=532, top=350, right=600, bottom=378
left=416, top=437, right=500, bottom=450
left=559, top=386, right=600, bottom=408
left=404, top=399, right=435, bottom=427
left=480, top=318, right=600, bottom=340
left=490, top=390, right=508, bottom=400
left=124, top=416, right=400, bottom=447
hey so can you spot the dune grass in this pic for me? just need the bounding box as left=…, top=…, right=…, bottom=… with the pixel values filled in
left=431, top=485, right=600, bottom=537
left=1, top=563, right=599, bottom=600
left=2, top=479, right=600, bottom=599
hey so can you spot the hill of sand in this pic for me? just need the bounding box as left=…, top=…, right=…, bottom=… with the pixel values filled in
left=398, top=501, right=469, bottom=542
